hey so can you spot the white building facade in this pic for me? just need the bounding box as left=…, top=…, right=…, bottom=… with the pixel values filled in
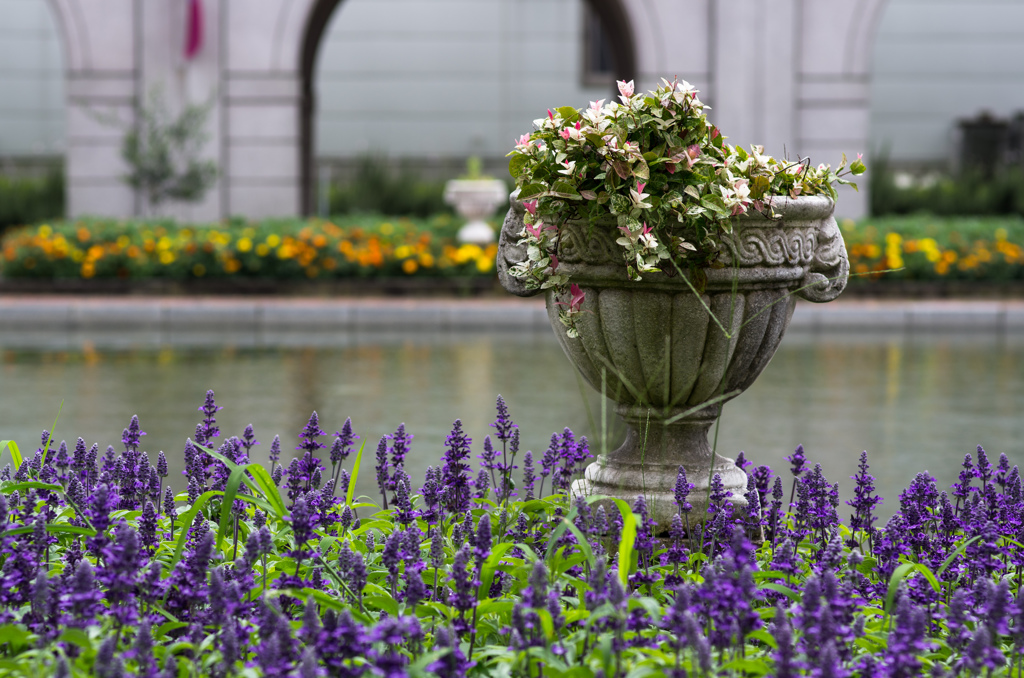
left=3, top=0, right=1020, bottom=221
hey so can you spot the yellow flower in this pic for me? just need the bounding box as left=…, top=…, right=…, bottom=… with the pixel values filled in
left=380, top=222, right=394, bottom=235
left=159, top=251, right=175, bottom=265
left=116, top=235, right=131, bottom=248
left=237, top=237, right=253, bottom=252
left=38, top=224, right=52, bottom=237
left=266, top=234, right=281, bottom=247
left=402, top=259, right=418, bottom=274
left=256, top=243, right=270, bottom=257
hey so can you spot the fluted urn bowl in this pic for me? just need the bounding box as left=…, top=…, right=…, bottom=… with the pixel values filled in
left=497, top=192, right=849, bottom=528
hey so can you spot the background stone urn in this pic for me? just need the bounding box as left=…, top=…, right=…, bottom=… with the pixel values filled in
left=444, top=179, right=508, bottom=244
left=497, top=192, right=849, bottom=528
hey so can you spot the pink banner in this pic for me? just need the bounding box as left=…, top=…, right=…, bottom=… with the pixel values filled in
left=184, top=0, right=203, bottom=60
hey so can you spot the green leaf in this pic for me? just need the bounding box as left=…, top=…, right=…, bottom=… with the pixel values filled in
left=508, top=154, right=531, bottom=179
left=0, top=440, right=21, bottom=468
left=40, top=400, right=63, bottom=468
left=218, top=464, right=250, bottom=541
left=556, top=106, right=581, bottom=123
left=479, top=542, right=518, bottom=600
left=617, top=507, right=637, bottom=585
left=168, top=490, right=222, bottom=571
left=2, top=523, right=96, bottom=538
left=0, top=481, right=64, bottom=495
left=936, top=535, right=980, bottom=579
left=884, top=563, right=916, bottom=615
left=0, top=624, right=33, bottom=647
left=346, top=439, right=367, bottom=506
left=203, top=443, right=287, bottom=519
left=759, top=583, right=801, bottom=602
left=550, top=181, right=581, bottom=199
left=518, top=183, right=546, bottom=200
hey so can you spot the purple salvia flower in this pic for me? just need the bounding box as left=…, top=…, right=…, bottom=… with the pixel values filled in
left=387, top=423, right=413, bottom=491
left=708, top=472, right=730, bottom=513
left=440, top=420, right=473, bottom=515
left=771, top=601, right=799, bottom=678
left=333, top=418, right=358, bottom=464
left=491, top=394, right=516, bottom=443
left=538, top=433, right=559, bottom=497
left=448, top=545, right=477, bottom=633
left=393, top=472, right=414, bottom=526
left=977, top=445, right=993, bottom=490
left=122, top=415, right=145, bottom=453
left=847, top=451, right=882, bottom=540
left=374, top=436, right=390, bottom=510
left=241, top=424, right=259, bottom=452
left=734, top=450, right=751, bottom=473
left=268, top=434, right=281, bottom=471
left=473, top=468, right=490, bottom=499
left=139, top=501, right=159, bottom=552
left=196, top=390, right=221, bottom=446
left=473, top=513, right=492, bottom=566
left=297, top=411, right=327, bottom=455
left=522, top=450, right=536, bottom=501
left=428, top=624, right=474, bottom=678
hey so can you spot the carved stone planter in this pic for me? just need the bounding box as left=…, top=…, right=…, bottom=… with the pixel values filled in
left=497, top=192, right=849, bottom=528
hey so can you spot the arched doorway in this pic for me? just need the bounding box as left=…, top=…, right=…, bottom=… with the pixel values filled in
left=297, top=0, right=637, bottom=215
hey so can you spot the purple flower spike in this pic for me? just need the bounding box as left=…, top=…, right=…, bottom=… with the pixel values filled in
left=674, top=466, right=694, bottom=514
left=374, top=436, right=390, bottom=509
left=440, top=420, right=473, bottom=514
left=196, top=390, right=221, bottom=446
left=121, top=415, right=146, bottom=453
left=297, top=411, right=327, bottom=455
left=786, top=444, right=806, bottom=478
left=332, top=418, right=358, bottom=465
left=491, top=395, right=517, bottom=443
left=847, top=451, right=882, bottom=538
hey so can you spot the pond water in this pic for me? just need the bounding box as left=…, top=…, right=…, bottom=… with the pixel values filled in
left=2, top=325, right=1022, bottom=519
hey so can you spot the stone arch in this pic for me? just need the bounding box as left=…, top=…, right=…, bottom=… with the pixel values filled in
left=843, top=0, right=889, bottom=76
left=295, top=0, right=639, bottom=215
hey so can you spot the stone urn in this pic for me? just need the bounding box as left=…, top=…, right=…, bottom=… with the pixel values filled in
left=497, top=192, right=849, bottom=527
left=444, top=179, right=508, bottom=244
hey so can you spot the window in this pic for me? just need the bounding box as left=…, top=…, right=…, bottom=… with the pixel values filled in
left=582, top=3, right=615, bottom=86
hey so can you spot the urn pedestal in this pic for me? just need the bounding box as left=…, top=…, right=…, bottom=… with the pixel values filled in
left=497, top=193, right=849, bottom=528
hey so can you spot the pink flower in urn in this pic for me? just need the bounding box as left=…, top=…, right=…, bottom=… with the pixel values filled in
left=568, top=283, right=585, bottom=312
left=515, top=134, right=531, bottom=146
left=617, top=80, right=634, bottom=99
left=525, top=220, right=543, bottom=238
left=556, top=284, right=586, bottom=313
left=561, top=128, right=571, bottom=141
left=523, top=200, right=538, bottom=216
left=550, top=254, right=559, bottom=270
left=547, top=109, right=555, bottom=121
left=637, top=182, right=646, bottom=194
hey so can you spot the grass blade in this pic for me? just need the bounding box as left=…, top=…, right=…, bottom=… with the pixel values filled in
left=0, top=440, right=22, bottom=468
left=347, top=439, right=367, bottom=506
left=40, top=400, right=64, bottom=467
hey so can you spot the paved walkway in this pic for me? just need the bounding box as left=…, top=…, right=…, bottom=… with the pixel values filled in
left=1, top=295, right=1023, bottom=332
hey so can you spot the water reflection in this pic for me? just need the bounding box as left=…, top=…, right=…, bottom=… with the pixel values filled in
left=1, top=327, right=1021, bottom=519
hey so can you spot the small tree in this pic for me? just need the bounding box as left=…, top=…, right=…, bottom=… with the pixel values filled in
left=121, top=88, right=218, bottom=214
